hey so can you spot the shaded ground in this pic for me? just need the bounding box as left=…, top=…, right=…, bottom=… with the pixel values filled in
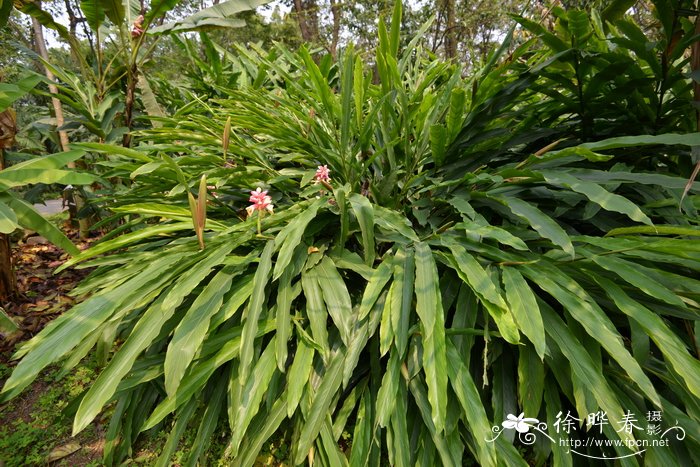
left=0, top=227, right=291, bottom=466
left=0, top=230, right=103, bottom=466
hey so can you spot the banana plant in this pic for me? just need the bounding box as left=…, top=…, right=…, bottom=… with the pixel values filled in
left=0, top=150, right=98, bottom=254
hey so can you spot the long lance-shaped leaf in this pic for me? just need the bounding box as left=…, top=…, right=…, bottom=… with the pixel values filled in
left=57, top=223, right=192, bottom=271
left=184, top=374, right=228, bottom=467
left=3, top=193, right=78, bottom=254
left=164, top=267, right=235, bottom=396
left=301, top=268, right=330, bottom=354
left=232, top=393, right=288, bottom=467
left=445, top=340, right=497, bottom=467
left=73, top=243, right=234, bottom=434
left=154, top=398, right=198, bottom=467
left=540, top=171, right=653, bottom=225
left=495, top=196, right=575, bottom=258
left=401, top=364, right=457, bottom=465
left=293, top=347, right=346, bottom=465
left=444, top=243, right=519, bottom=344
left=238, top=240, right=275, bottom=387
left=230, top=336, right=278, bottom=455
left=0, top=168, right=98, bottom=188
left=287, top=338, right=315, bottom=417
left=594, top=276, right=700, bottom=399
left=357, top=259, right=392, bottom=321
left=391, top=248, right=414, bottom=356
left=521, top=265, right=661, bottom=407
left=414, top=242, right=448, bottom=434
left=143, top=320, right=276, bottom=430
left=273, top=198, right=323, bottom=280
left=501, top=266, right=545, bottom=359
left=540, top=303, right=633, bottom=443
left=316, top=257, right=353, bottom=345
left=590, top=255, right=687, bottom=308
left=1, top=250, right=186, bottom=401
left=349, top=194, right=375, bottom=266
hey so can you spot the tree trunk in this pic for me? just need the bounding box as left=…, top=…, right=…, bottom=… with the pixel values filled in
left=0, top=148, right=16, bottom=300
left=32, top=9, right=91, bottom=239
left=444, top=0, right=457, bottom=59
left=122, top=62, right=139, bottom=148
left=292, top=0, right=320, bottom=44
left=329, top=0, right=341, bottom=58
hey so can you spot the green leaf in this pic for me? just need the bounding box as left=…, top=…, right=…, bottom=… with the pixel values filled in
left=0, top=201, right=19, bottom=234
left=149, top=0, right=270, bottom=34
left=430, top=125, right=448, bottom=167
left=164, top=268, right=235, bottom=396
left=0, top=73, right=43, bottom=112
left=2, top=194, right=79, bottom=255
left=293, top=348, right=346, bottom=465
left=496, top=196, right=574, bottom=258
left=1, top=252, right=186, bottom=402
left=540, top=171, right=652, bottom=225
left=445, top=341, right=496, bottom=467
left=0, top=169, right=98, bottom=188
left=273, top=198, right=323, bottom=280
left=590, top=255, right=686, bottom=307
left=414, top=242, right=447, bottom=434
left=73, top=244, right=233, bottom=434
left=286, top=339, right=314, bottom=417
left=594, top=277, right=700, bottom=400
left=444, top=243, right=519, bottom=344
left=391, top=247, right=414, bottom=356
left=606, top=225, right=700, bottom=237
left=0, top=307, right=18, bottom=334
left=79, top=0, right=104, bottom=30
left=102, top=0, right=124, bottom=24
left=144, top=320, right=276, bottom=430
left=374, top=206, right=418, bottom=242
left=230, top=337, right=278, bottom=455
left=518, top=343, right=545, bottom=419
left=316, top=257, right=353, bottom=345
left=540, top=303, right=631, bottom=442
left=232, top=393, right=288, bottom=467
left=145, top=0, right=180, bottom=21
left=357, top=259, right=392, bottom=320
left=185, top=374, right=227, bottom=467
left=521, top=265, right=660, bottom=407
left=238, top=240, right=275, bottom=387
left=57, top=223, right=192, bottom=271
left=349, top=194, right=375, bottom=266
left=301, top=269, right=329, bottom=354
left=501, top=267, right=545, bottom=359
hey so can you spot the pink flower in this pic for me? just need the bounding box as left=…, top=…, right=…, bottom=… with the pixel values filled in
left=131, top=15, right=145, bottom=38
left=314, top=165, right=331, bottom=184
left=246, top=187, right=273, bottom=217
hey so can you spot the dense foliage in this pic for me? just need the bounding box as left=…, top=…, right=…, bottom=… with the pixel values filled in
left=2, top=1, right=700, bottom=466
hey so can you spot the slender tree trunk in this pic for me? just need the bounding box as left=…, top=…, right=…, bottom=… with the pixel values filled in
left=122, top=62, right=138, bottom=148
left=0, top=148, right=16, bottom=300
left=329, top=0, right=341, bottom=58
left=32, top=9, right=90, bottom=239
left=444, top=0, right=457, bottom=59
left=31, top=14, right=70, bottom=152
left=292, top=0, right=319, bottom=44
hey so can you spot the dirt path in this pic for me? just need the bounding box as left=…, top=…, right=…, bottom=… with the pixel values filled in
left=32, top=199, right=66, bottom=216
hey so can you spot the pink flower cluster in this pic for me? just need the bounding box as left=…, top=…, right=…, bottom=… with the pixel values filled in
left=314, top=165, right=331, bottom=184
left=131, top=15, right=145, bottom=38
left=246, top=187, right=273, bottom=217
